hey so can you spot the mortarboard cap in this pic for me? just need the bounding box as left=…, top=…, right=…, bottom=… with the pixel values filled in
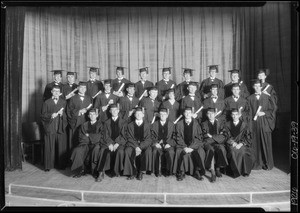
left=184, top=106, right=193, bottom=111
left=161, top=67, right=172, bottom=73
left=250, top=79, right=262, bottom=85
left=231, top=108, right=239, bottom=113
left=116, top=66, right=127, bottom=74
left=109, top=104, right=119, bottom=110
left=188, top=81, right=198, bottom=87
left=88, top=66, right=100, bottom=75
left=52, top=85, right=61, bottom=90
left=66, top=71, right=77, bottom=78
left=79, top=81, right=87, bottom=86
left=166, top=88, right=175, bottom=94
left=210, top=83, right=219, bottom=89
left=89, top=108, right=98, bottom=114
left=182, top=68, right=194, bottom=76
left=257, top=68, right=270, bottom=76
left=135, top=106, right=144, bottom=112
left=228, top=69, right=240, bottom=74
left=207, top=107, right=216, bottom=113
left=207, top=65, right=219, bottom=73
left=159, top=107, right=168, bottom=113
left=104, top=79, right=112, bottom=85
left=149, top=86, right=158, bottom=91
left=127, top=82, right=135, bottom=88
left=139, top=67, right=149, bottom=74
left=231, top=83, right=240, bottom=88
left=50, top=70, right=63, bottom=75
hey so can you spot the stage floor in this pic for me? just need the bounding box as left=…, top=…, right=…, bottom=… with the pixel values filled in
left=4, top=162, right=290, bottom=210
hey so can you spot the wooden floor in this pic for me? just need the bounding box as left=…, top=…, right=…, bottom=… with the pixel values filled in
left=4, top=162, right=290, bottom=210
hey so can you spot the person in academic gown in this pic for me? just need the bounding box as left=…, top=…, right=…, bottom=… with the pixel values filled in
left=41, top=85, right=68, bottom=171
left=247, top=79, right=276, bottom=170
left=139, top=86, right=160, bottom=124
left=61, top=71, right=78, bottom=101
left=135, top=67, right=154, bottom=100
left=151, top=108, right=176, bottom=177
left=224, top=83, right=250, bottom=123
left=224, top=69, right=250, bottom=99
left=201, top=108, right=228, bottom=182
left=43, top=70, right=64, bottom=102
left=160, top=89, right=180, bottom=123
left=199, top=65, right=224, bottom=101
left=70, top=108, right=103, bottom=178
left=173, top=107, right=206, bottom=181
left=66, top=82, right=93, bottom=151
left=257, top=68, right=278, bottom=106
left=123, top=107, right=152, bottom=180
left=156, top=67, right=176, bottom=102
left=112, top=66, right=131, bottom=98
left=94, top=79, right=119, bottom=123
left=223, top=108, right=255, bottom=178
left=118, top=83, right=139, bottom=122
left=92, top=104, right=127, bottom=182
left=86, top=67, right=104, bottom=101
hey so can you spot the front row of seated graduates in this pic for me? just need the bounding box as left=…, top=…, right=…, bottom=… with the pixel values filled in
left=40, top=65, right=277, bottom=182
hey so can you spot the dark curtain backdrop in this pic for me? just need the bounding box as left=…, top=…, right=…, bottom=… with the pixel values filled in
left=3, top=2, right=292, bottom=170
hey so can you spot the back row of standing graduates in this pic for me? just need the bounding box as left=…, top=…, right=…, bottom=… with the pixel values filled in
left=40, top=65, right=278, bottom=182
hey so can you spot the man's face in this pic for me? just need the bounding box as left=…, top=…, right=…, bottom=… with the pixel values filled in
left=78, top=85, right=87, bottom=94
left=184, top=110, right=192, bottom=120
left=53, top=74, right=62, bottom=83
left=89, top=112, right=98, bottom=122
left=162, top=71, right=170, bottom=80
left=253, top=83, right=262, bottom=93
left=110, top=108, right=119, bottom=117
left=51, top=88, right=61, bottom=97
left=140, top=71, right=147, bottom=80
left=149, top=90, right=158, bottom=99
left=207, top=111, right=216, bottom=121
left=135, top=111, right=144, bottom=120
left=168, top=91, right=175, bottom=100
left=104, top=83, right=111, bottom=92
left=89, top=71, right=97, bottom=79
left=159, top=111, right=168, bottom=122
left=231, top=111, right=240, bottom=122
left=232, top=86, right=240, bottom=97
left=211, top=87, right=218, bottom=96
left=258, top=73, right=266, bottom=81
left=209, top=69, right=217, bottom=78
left=67, top=75, right=75, bottom=84
left=184, top=73, right=191, bottom=81
left=188, top=85, right=196, bottom=94
left=231, top=73, right=239, bottom=83
left=127, top=87, right=135, bottom=95
left=116, top=70, right=123, bottom=78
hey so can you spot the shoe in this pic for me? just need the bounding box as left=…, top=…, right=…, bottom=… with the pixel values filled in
left=73, top=170, right=85, bottom=178
left=216, top=169, right=222, bottom=177
left=176, top=171, right=184, bottom=181
left=127, top=175, right=135, bottom=180
left=137, top=172, right=143, bottom=180
left=115, top=173, right=120, bottom=177
left=194, top=170, right=204, bottom=181
left=262, top=165, right=269, bottom=170
left=44, top=169, right=50, bottom=172
left=95, top=172, right=104, bottom=182
left=243, top=174, right=249, bottom=177
left=155, top=171, right=162, bottom=177
left=211, top=174, right=216, bottom=182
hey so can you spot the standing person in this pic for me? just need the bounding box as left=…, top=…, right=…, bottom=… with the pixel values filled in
left=156, top=67, right=176, bottom=102
left=112, top=66, right=131, bottom=98
left=151, top=108, right=176, bottom=177
left=66, top=82, right=93, bottom=151
left=257, top=68, right=278, bottom=106
left=201, top=108, right=228, bottom=182
left=173, top=107, right=206, bottom=181
left=224, top=69, right=250, bottom=99
left=160, top=89, right=180, bottom=123
left=93, top=104, right=127, bottom=181
left=41, top=85, right=68, bottom=171
left=199, top=65, right=224, bottom=101
left=62, top=71, right=78, bottom=100
left=247, top=79, right=276, bottom=170
left=123, top=107, right=152, bottom=180
left=224, top=108, right=254, bottom=178
left=203, top=84, right=226, bottom=123
left=224, top=83, right=250, bottom=123
left=43, top=70, right=64, bottom=102
left=86, top=66, right=104, bottom=100
left=135, top=67, right=154, bottom=100
left=70, top=108, right=103, bottom=178
left=139, top=87, right=160, bottom=124
left=118, top=83, right=139, bottom=122
left=175, top=68, right=200, bottom=101
left=94, top=79, right=119, bottom=123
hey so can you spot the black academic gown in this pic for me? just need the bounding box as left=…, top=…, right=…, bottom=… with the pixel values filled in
left=139, top=97, right=160, bottom=124
left=94, top=93, right=119, bottom=123
left=92, top=117, right=127, bottom=175
left=43, top=82, right=63, bottom=102
left=247, top=93, right=276, bottom=170
left=118, top=95, right=139, bottom=122
left=135, top=80, right=154, bottom=99
left=66, top=94, right=93, bottom=150
left=41, top=98, right=68, bottom=170
left=224, top=81, right=250, bottom=99
left=175, top=81, right=201, bottom=102
left=86, top=79, right=104, bottom=100
left=180, top=95, right=203, bottom=121
left=70, top=120, right=103, bottom=172
left=223, top=120, right=255, bottom=178
left=160, top=100, right=180, bottom=123
left=156, top=79, right=176, bottom=102
left=123, top=121, right=152, bottom=176
left=173, top=119, right=206, bottom=176
left=151, top=120, right=176, bottom=174
left=61, top=83, right=78, bottom=100
left=203, top=96, right=226, bottom=123
left=201, top=119, right=228, bottom=169
left=224, top=96, right=250, bottom=123
left=199, top=78, right=224, bottom=101
left=112, top=78, right=131, bottom=94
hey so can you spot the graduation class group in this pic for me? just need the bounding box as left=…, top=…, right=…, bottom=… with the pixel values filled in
left=41, top=64, right=278, bottom=183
